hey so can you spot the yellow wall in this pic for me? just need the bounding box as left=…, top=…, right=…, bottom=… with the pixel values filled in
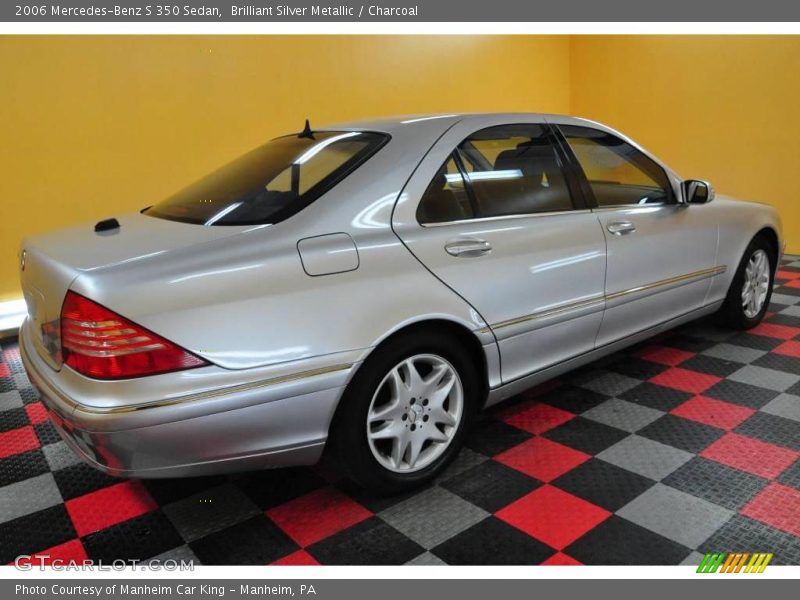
left=1, top=35, right=798, bottom=302
left=571, top=36, right=800, bottom=255
left=0, top=35, right=571, bottom=301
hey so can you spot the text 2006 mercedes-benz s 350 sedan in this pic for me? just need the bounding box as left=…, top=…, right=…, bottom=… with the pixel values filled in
left=19, top=113, right=783, bottom=493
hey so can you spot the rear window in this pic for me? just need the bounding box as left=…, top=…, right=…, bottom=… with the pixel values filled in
left=144, top=131, right=389, bottom=225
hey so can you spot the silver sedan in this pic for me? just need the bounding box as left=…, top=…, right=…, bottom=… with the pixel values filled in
left=19, top=113, right=783, bottom=493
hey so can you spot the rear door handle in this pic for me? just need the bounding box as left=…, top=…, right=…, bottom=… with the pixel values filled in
left=607, top=220, right=636, bottom=236
left=444, top=238, right=492, bottom=258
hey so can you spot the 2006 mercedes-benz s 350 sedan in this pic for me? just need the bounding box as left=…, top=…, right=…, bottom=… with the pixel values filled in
left=19, top=113, right=783, bottom=493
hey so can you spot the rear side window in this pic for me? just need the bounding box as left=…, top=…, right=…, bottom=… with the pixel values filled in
left=417, top=124, right=574, bottom=224
left=145, top=131, right=388, bottom=225
left=559, top=125, right=674, bottom=207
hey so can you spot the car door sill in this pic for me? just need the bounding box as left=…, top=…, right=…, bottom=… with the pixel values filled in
left=484, top=300, right=724, bottom=407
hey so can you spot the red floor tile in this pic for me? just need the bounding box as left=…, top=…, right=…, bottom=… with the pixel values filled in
left=495, top=437, right=591, bottom=482
left=0, top=425, right=39, bottom=459
left=24, top=402, right=49, bottom=426
left=496, top=485, right=610, bottom=550
left=740, top=482, right=800, bottom=537
left=541, top=551, right=583, bottom=565
left=66, top=481, right=158, bottom=537
left=639, top=345, right=695, bottom=366
left=498, top=402, right=575, bottom=435
left=671, top=395, right=755, bottom=430
left=700, top=432, right=799, bottom=479
left=267, top=486, right=372, bottom=547
left=271, top=550, right=320, bottom=566
left=749, top=322, right=800, bottom=341
left=774, top=340, right=800, bottom=358
left=0, top=363, right=9, bottom=378
left=776, top=270, right=800, bottom=280
left=785, top=279, right=800, bottom=289
left=649, top=367, right=721, bottom=394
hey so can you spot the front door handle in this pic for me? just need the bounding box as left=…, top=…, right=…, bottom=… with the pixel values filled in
left=444, top=238, right=492, bottom=258
left=607, top=220, right=636, bottom=236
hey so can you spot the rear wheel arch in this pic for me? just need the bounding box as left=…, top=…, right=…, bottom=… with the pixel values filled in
left=329, top=319, right=489, bottom=441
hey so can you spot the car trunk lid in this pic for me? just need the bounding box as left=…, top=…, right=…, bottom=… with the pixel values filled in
left=20, top=211, right=252, bottom=369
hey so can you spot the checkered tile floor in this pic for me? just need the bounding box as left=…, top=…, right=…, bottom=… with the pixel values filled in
left=2, top=258, right=800, bottom=566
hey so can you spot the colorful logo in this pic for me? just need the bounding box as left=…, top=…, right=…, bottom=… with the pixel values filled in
left=697, top=552, right=773, bottom=573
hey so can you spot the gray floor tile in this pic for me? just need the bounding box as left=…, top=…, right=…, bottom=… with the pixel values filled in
left=0, top=473, right=62, bottom=523
left=760, top=393, right=800, bottom=423
left=580, top=372, right=642, bottom=397
left=582, top=398, right=664, bottom=433
left=770, top=293, right=800, bottom=306
left=405, top=551, right=447, bottom=565
left=597, top=435, right=693, bottom=481
left=42, top=441, right=83, bottom=471
left=0, top=390, right=23, bottom=411
left=379, top=486, right=488, bottom=549
left=163, top=483, right=261, bottom=542
left=12, top=373, right=31, bottom=390
left=147, top=544, right=201, bottom=565
left=780, top=304, right=800, bottom=318
left=680, top=551, right=706, bottom=566
left=434, top=447, right=488, bottom=483
left=618, top=483, right=734, bottom=549
left=728, top=365, right=800, bottom=392
left=702, top=343, right=767, bottom=365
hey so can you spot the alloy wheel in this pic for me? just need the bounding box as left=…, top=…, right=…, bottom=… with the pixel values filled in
left=365, top=353, right=464, bottom=473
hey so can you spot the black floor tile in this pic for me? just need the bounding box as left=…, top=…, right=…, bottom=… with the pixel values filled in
left=308, top=517, right=423, bottom=565
left=441, top=460, right=541, bottom=513
left=190, top=515, right=298, bottom=565
left=703, top=379, right=779, bottom=409
left=432, top=517, right=554, bottom=565
left=679, top=355, right=744, bottom=378
left=53, top=463, right=121, bottom=501
left=699, top=515, right=800, bottom=566
left=83, top=510, right=183, bottom=563
left=542, top=417, right=629, bottom=455
left=0, top=449, right=48, bottom=487
left=735, top=412, right=800, bottom=452
left=552, top=458, right=655, bottom=512
left=662, top=457, right=768, bottom=510
left=752, top=353, right=800, bottom=375
left=464, top=417, right=533, bottom=457
left=605, top=356, right=668, bottom=380
left=638, top=414, right=725, bottom=454
left=620, top=382, right=693, bottom=411
left=565, top=516, right=691, bottom=565
left=0, top=505, right=77, bottom=564
left=537, top=385, right=610, bottom=414
left=234, top=467, right=326, bottom=511
left=0, top=407, right=29, bottom=433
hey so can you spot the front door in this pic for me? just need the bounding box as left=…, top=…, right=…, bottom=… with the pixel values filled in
left=392, top=117, right=608, bottom=384
left=554, top=123, right=719, bottom=347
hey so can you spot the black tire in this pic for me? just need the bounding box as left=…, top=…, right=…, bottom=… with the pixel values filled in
left=330, top=330, right=479, bottom=495
left=717, top=235, right=775, bottom=330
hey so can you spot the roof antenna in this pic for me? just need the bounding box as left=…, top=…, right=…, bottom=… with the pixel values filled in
left=298, top=119, right=315, bottom=140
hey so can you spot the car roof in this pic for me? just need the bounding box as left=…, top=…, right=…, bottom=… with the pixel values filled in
left=319, top=112, right=607, bottom=135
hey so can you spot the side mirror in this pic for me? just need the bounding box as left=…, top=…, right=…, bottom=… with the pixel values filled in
left=682, top=179, right=715, bottom=204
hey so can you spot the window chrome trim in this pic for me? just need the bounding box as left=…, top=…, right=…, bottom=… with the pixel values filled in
left=479, top=265, right=727, bottom=334
left=421, top=209, right=593, bottom=228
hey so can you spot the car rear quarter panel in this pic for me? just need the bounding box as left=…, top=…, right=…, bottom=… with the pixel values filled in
left=69, top=118, right=496, bottom=375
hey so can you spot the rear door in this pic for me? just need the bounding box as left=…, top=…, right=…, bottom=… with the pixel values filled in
left=392, top=116, right=607, bottom=384
left=553, top=123, right=719, bottom=347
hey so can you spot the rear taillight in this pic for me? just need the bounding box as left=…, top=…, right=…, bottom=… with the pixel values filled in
left=60, top=291, right=207, bottom=379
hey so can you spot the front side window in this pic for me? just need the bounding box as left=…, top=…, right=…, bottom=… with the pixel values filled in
left=145, top=131, right=388, bottom=225
left=417, top=124, right=574, bottom=224
left=559, top=125, right=674, bottom=207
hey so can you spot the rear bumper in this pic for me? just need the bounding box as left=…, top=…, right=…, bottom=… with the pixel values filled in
left=19, top=320, right=356, bottom=478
